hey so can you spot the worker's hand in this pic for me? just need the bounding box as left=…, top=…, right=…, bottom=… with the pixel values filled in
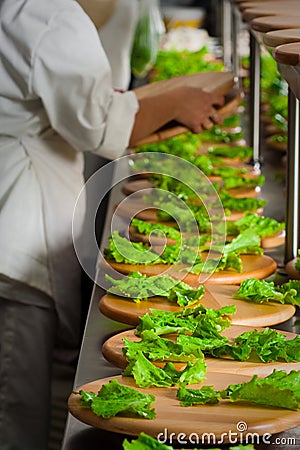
left=173, top=86, right=225, bottom=134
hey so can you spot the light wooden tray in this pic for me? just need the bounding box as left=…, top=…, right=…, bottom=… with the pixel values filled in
left=114, top=198, right=264, bottom=222
left=104, top=254, right=277, bottom=286
left=102, top=325, right=300, bottom=376
left=99, top=284, right=295, bottom=328
left=129, top=225, right=285, bottom=250
left=121, top=179, right=259, bottom=200
left=68, top=373, right=300, bottom=441
left=132, top=72, right=241, bottom=147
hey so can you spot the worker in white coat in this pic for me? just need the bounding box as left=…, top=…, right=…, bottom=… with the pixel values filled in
left=0, top=1, right=223, bottom=449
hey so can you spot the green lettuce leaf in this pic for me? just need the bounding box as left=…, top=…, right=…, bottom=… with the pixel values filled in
left=233, top=278, right=300, bottom=306
left=136, top=304, right=236, bottom=337
left=105, top=272, right=204, bottom=306
left=131, top=218, right=181, bottom=241
left=221, top=369, right=300, bottom=410
left=177, top=385, right=220, bottom=406
left=198, top=126, right=244, bottom=143
left=123, top=329, right=205, bottom=363
left=76, top=379, right=155, bottom=419
left=222, top=174, right=265, bottom=190
left=122, top=351, right=206, bottom=388
left=219, top=191, right=267, bottom=212
left=151, top=48, right=224, bottom=82
left=212, top=327, right=300, bottom=362
left=229, top=212, right=285, bottom=238
left=191, top=252, right=243, bottom=274
left=208, top=145, right=253, bottom=160
left=209, top=230, right=263, bottom=256
left=104, top=231, right=162, bottom=265
left=178, top=369, right=300, bottom=410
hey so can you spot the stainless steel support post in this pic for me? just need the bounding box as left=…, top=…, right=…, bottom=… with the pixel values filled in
left=222, top=0, right=232, bottom=70
left=249, top=31, right=261, bottom=171
left=231, top=3, right=240, bottom=82
left=285, top=90, right=300, bottom=263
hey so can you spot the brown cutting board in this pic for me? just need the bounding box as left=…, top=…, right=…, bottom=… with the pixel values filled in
left=114, top=198, right=264, bottom=222
left=68, top=373, right=300, bottom=440
left=122, top=179, right=259, bottom=200
left=132, top=72, right=241, bottom=147
left=102, top=325, right=300, bottom=376
left=129, top=226, right=285, bottom=250
left=104, top=254, right=277, bottom=286
left=286, top=258, right=300, bottom=280
left=134, top=72, right=234, bottom=101
left=99, top=284, right=295, bottom=327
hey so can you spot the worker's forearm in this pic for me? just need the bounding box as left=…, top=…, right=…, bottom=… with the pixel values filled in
left=128, top=86, right=224, bottom=148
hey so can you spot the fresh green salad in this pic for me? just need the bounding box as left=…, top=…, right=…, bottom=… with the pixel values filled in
left=124, top=326, right=300, bottom=365
left=105, top=271, right=205, bottom=307
left=76, top=379, right=155, bottom=419
left=130, top=218, right=210, bottom=247
left=223, top=212, right=285, bottom=239
left=219, top=191, right=267, bottom=214
left=221, top=174, right=265, bottom=190
left=233, top=278, right=300, bottom=306
left=122, top=351, right=207, bottom=388
left=136, top=304, right=235, bottom=336
left=208, top=145, right=253, bottom=160
left=104, top=229, right=263, bottom=274
left=197, top=125, right=244, bottom=144
left=151, top=48, right=224, bottom=81
left=131, top=218, right=181, bottom=241
left=178, top=369, right=300, bottom=410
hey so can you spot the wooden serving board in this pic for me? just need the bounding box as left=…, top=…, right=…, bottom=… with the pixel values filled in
left=68, top=374, right=300, bottom=440
left=102, top=325, right=300, bottom=376
left=129, top=226, right=285, bottom=250
left=121, top=179, right=259, bottom=200
left=261, top=230, right=285, bottom=249
left=104, top=254, right=277, bottom=286
left=114, top=198, right=264, bottom=222
left=132, top=72, right=241, bottom=147
left=286, top=258, right=300, bottom=280
left=99, top=284, right=295, bottom=328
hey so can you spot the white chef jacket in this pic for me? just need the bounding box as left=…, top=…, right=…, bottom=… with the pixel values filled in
left=0, top=0, right=139, bottom=343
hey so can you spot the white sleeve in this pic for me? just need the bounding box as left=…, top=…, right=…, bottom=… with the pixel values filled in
left=30, top=3, right=139, bottom=160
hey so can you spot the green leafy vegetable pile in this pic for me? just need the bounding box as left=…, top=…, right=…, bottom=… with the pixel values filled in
left=105, top=271, right=205, bottom=307
left=131, top=218, right=210, bottom=247
left=124, top=321, right=300, bottom=366
left=131, top=218, right=181, bottom=241
left=121, top=303, right=237, bottom=387
left=197, top=125, right=244, bottom=144
left=104, top=229, right=263, bottom=275
left=76, top=379, right=155, bottom=419
left=208, top=145, right=253, bottom=160
left=209, top=327, right=300, bottom=362
left=233, top=278, right=300, bottom=306
left=151, top=48, right=224, bottom=81
left=178, top=369, right=300, bottom=410
left=224, top=212, right=285, bottom=239
left=219, top=191, right=267, bottom=214
left=136, top=304, right=235, bottom=336
left=123, top=351, right=207, bottom=388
